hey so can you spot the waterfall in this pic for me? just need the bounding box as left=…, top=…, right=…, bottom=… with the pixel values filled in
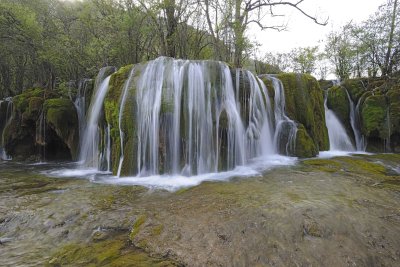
left=74, top=79, right=92, bottom=149
left=36, top=110, right=47, bottom=161
left=385, top=108, right=391, bottom=152
left=0, top=98, right=13, bottom=160
left=115, top=57, right=277, bottom=177
left=78, top=57, right=301, bottom=181
left=79, top=67, right=115, bottom=169
left=345, top=89, right=366, bottom=151
left=265, top=76, right=298, bottom=155
left=324, top=93, right=355, bottom=151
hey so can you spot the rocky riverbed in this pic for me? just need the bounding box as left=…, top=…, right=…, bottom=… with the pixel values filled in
left=1, top=154, right=400, bottom=266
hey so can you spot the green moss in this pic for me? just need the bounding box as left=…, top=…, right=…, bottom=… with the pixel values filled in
left=275, top=73, right=329, bottom=153
left=295, top=125, right=317, bottom=158
left=326, top=85, right=351, bottom=133
left=342, top=79, right=366, bottom=102
left=28, top=97, right=44, bottom=114
left=103, top=64, right=134, bottom=174
left=44, top=98, right=79, bottom=159
left=337, top=157, right=386, bottom=175
left=302, top=158, right=341, bottom=172
left=318, top=80, right=334, bottom=91
left=13, top=88, right=43, bottom=114
left=130, top=215, right=147, bottom=240
left=46, top=234, right=177, bottom=267
left=151, top=225, right=164, bottom=236
left=361, top=95, right=388, bottom=139
left=286, top=191, right=302, bottom=203
left=387, top=89, right=400, bottom=134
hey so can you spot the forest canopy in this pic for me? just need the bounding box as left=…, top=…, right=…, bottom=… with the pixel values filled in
left=0, top=0, right=398, bottom=98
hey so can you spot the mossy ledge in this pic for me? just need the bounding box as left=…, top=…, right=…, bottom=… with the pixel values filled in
left=4, top=88, right=78, bottom=160
left=273, top=73, right=329, bottom=153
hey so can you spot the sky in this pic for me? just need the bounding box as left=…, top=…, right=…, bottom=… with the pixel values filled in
left=250, top=0, right=387, bottom=55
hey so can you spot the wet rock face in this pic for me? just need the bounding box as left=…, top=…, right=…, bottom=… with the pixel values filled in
left=325, top=77, right=400, bottom=153
left=44, top=98, right=79, bottom=160
left=326, top=85, right=353, bottom=137
left=3, top=88, right=79, bottom=161
left=271, top=73, right=329, bottom=156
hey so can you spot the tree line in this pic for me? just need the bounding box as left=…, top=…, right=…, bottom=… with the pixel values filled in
left=0, top=0, right=326, bottom=98
left=262, top=0, right=399, bottom=80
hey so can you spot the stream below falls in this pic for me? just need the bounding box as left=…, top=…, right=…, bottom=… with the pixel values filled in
left=0, top=154, right=400, bottom=266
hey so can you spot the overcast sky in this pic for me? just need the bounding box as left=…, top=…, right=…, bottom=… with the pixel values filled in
left=250, top=0, right=387, bottom=55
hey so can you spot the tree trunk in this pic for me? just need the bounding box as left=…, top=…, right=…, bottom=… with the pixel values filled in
left=233, top=0, right=244, bottom=68
left=165, top=0, right=177, bottom=58
left=383, top=0, right=398, bottom=76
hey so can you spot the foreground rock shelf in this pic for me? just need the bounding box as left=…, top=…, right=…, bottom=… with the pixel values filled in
left=0, top=154, right=399, bottom=266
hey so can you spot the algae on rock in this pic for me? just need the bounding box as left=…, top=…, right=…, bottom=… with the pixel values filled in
left=275, top=73, right=329, bottom=154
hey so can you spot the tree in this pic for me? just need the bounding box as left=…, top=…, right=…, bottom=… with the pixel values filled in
left=202, top=0, right=327, bottom=67
left=351, top=0, right=399, bottom=77
left=290, top=46, right=319, bottom=74
left=325, top=24, right=355, bottom=80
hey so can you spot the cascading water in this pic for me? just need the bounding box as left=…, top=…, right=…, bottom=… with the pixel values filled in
left=324, top=92, right=355, bottom=151
left=74, top=79, right=92, bottom=149
left=116, top=57, right=279, bottom=177
left=36, top=110, right=47, bottom=161
left=0, top=98, right=13, bottom=160
left=345, top=89, right=366, bottom=151
left=266, top=76, right=298, bottom=155
left=79, top=67, right=116, bottom=170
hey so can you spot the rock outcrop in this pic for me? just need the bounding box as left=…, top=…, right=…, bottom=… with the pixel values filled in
left=3, top=88, right=80, bottom=160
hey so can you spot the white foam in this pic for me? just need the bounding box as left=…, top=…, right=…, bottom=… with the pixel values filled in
left=96, top=155, right=297, bottom=191
left=42, top=156, right=296, bottom=190
left=46, top=168, right=110, bottom=179
left=318, top=150, right=372, bottom=159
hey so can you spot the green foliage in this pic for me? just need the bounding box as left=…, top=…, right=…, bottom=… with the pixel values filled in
left=325, top=24, right=355, bottom=80
left=291, top=46, right=319, bottom=74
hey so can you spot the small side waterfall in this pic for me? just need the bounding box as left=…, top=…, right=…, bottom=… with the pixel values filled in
left=74, top=79, right=92, bottom=149
left=0, top=98, right=13, bottom=160
left=324, top=93, right=355, bottom=151
left=345, top=90, right=366, bottom=151
left=267, top=76, right=298, bottom=155
left=36, top=110, right=47, bottom=161
left=79, top=67, right=116, bottom=169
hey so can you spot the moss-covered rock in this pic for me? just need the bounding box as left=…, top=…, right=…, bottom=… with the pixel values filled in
left=104, top=64, right=135, bottom=175
left=318, top=80, right=335, bottom=91
left=326, top=85, right=352, bottom=135
left=341, top=79, right=367, bottom=103
left=47, top=234, right=178, bottom=267
left=44, top=98, right=79, bottom=160
left=361, top=95, right=389, bottom=152
left=275, top=73, right=329, bottom=152
left=295, top=124, right=317, bottom=158
left=3, top=88, right=78, bottom=161
left=387, top=88, right=400, bottom=152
